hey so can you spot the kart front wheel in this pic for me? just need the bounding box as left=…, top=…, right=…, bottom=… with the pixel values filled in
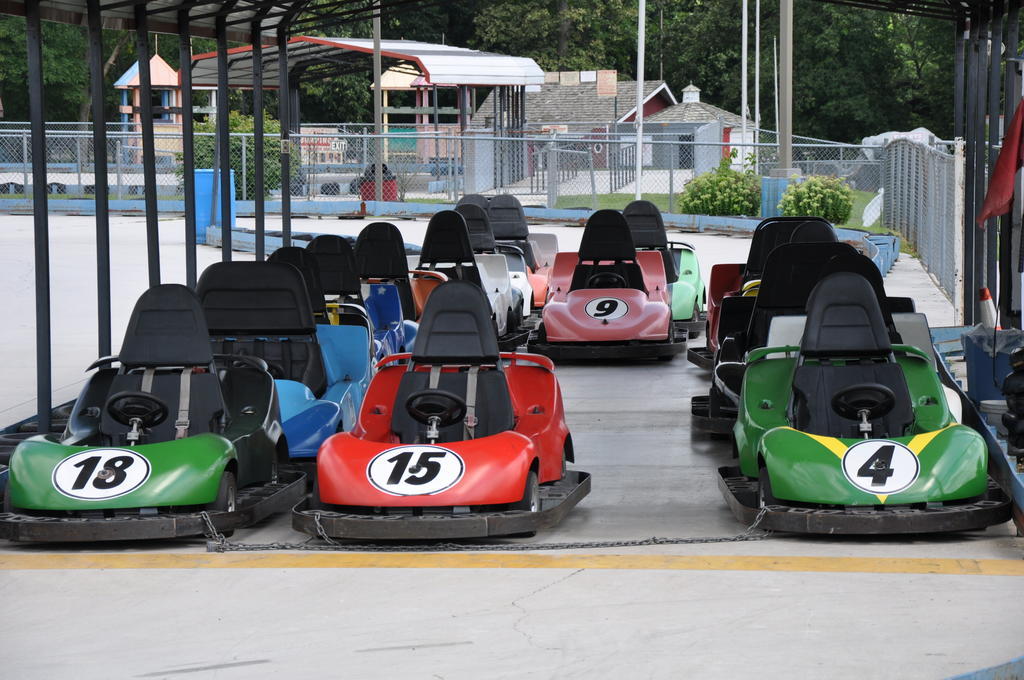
left=207, top=471, right=237, bottom=537
left=508, top=470, right=540, bottom=538
left=510, top=470, right=539, bottom=513
left=758, top=467, right=776, bottom=507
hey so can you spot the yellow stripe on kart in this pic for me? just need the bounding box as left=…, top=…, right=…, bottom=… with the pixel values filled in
left=906, top=425, right=956, bottom=455
left=778, top=427, right=847, bottom=459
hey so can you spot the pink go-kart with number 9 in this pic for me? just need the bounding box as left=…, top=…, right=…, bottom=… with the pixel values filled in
left=528, top=209, right=686, bottom=361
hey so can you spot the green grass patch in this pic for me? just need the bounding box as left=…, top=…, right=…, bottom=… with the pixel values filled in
left=554, top=193, right=676, bottom=212
left=836, top=189, right=915, bottom=256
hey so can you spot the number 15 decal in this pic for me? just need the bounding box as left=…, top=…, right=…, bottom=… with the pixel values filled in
left=585, top=297, right=628, bottom=320
left=367, top=445, right=465, bottom=496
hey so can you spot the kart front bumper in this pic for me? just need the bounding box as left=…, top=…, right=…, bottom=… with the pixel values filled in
left=528, top=338, right=685, bottom=362
left=293, top=470, right=590, bottom=540
left=0, top=470, right=305, bottom=542
left=717, top=466, right=1011, bottom=534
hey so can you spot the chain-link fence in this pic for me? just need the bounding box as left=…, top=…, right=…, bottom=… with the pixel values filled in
left=882, top=138, right=964, bottom=309
left=0, top=123, right=887, bottom=212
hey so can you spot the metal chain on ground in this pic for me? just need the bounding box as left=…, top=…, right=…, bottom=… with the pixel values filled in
left=202, top=506, right=773, bottom=553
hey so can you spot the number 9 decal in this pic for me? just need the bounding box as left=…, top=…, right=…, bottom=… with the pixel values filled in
left=584, top=297, right=628, bottom=320
left=367, top=445, right=465, bottom=496
left=52, top=449, right=152, bottom=500
left=841, top=440, right=919, bottom=495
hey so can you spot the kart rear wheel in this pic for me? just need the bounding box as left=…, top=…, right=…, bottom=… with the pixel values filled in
left=308, top=478, right=325, bottom=511
left=207, top=471, right=237, bottom=537
left=688, top=301, right=702, bottom=339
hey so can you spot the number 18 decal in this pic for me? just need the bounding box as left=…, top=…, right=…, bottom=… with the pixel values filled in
left=841, top=440, right=919, bottom=495
left=367, top=445, right=465, bottom=496
left=52, top=449, right=151, bottom=500
left=585, top=297, right=628, bottom=320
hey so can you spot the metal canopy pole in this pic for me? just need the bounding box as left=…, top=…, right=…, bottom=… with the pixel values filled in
left=986, top=1, right=1004, bottom=297
left=216, top=14, right=232, bottom=260
left=87, top=0, right=111, bottom=356
left=134, top=4, right=161, bottom=287
left=373, top=0, right=384, bottom=204
left=972, top=11, right=990, bottom=321
left=253, top=21, right=266, bottom=261
left=26, top=0, right=51, bottom=433
left=964, top=16, right=979, bottom=324
left=278, top=23, right=292, bottom=247
left=178, top=10, right=198, bottom=288
left=1002, top=0, right=1021, bottom=326
left=954, top=17, right=967, bottom=139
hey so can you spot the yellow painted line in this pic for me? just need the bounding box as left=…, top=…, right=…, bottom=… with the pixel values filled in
left=1, top=552, right=1023, bottom=576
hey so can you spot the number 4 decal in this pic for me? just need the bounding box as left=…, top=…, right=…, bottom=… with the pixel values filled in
left=855, top=444, right=896, bottom=487
left=841, top=441, right=919, bottom=496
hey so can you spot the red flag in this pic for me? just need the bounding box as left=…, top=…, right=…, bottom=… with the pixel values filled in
left=977, top=98, right=1024, bottom=225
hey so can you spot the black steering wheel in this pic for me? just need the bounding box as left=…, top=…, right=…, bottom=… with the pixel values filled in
left=831, top=383, right=896, bottom=421
left=105, top=391, right=169, bottom=428
left=405, top=389, right=467, bottom=427
left=586, top=272, right=627, bottom=289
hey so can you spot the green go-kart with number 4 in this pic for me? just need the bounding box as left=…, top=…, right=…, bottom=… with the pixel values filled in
left=719, top=271, right=1011, bottom=534
left=0, top=284, right=304, bottom=542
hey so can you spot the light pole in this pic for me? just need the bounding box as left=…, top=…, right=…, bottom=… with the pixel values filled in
left=634, top=0, right=646, bottom=201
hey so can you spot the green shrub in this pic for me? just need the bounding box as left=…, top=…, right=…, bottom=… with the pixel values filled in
left=678, top=153, right=761, bottom=217
left=778, top=175, right=853, bottom=224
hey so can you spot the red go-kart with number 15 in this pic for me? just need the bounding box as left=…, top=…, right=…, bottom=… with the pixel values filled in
left=293, top=280, right=591, bottom=539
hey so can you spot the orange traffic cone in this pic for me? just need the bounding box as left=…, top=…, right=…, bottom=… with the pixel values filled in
left=979, top=287, right=1001, bottom=329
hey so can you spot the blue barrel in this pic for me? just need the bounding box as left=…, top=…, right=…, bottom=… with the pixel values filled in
left=760, top=176, right=799, bottom=218
left=194, top=169, right=236, bottom=244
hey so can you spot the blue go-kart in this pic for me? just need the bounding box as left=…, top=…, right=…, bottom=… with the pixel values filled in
left=196, top=261, right=373, bottom=466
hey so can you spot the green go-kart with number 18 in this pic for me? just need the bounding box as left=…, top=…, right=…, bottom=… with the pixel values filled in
left=719, top=271, right=1010, bottom=534
left=0, top=284, right=304, bottom=542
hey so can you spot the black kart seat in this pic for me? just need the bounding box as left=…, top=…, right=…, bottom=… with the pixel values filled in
left=623, top=199, right=678, bottom=283
left=418, top=210, right=483, bottom=288
left=791, top=272, right=913, bottom=438
left=457, top=193, right=490, bottom=212
left=101, top=284, right=226, bottom=444
left=742, top=242, right=859, bottom=350
left=456, top=203, right=496, bottom=253
left=487, top=194, right=538, bottom=269
left=791, top=220, right=838, bottom=243
left=487, top=194, right=529, bottom=240
left=197, top=262, right=327, bottom=397
left=744, top=216, right=831, bottom=281
left=390, top=281, right=513, bottom=444
left=623, top=200, right=668, bottom=249
left=824, top=251, right=902, bottom=343
left=570, top=209, right=646, bottom=292
left=354, top=221, right=415, bottom=319
left=267, top=246, right=327, bottom=318
left=306, top=234, right=362, bottom=301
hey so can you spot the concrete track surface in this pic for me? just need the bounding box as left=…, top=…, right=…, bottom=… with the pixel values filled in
left=1, top=215, right=1021, bottom=680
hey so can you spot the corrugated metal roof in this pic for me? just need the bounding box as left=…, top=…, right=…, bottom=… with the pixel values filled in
left=191, top=36, right=543, bottom=88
